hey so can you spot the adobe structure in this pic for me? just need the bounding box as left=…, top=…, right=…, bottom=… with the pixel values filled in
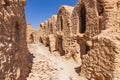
left=38, top=23, right=45, bottom=44
left=71, top=0, right=120, bottom=80
left=37, top=0, right=120, bottom=80
left=26, top=24, right=37, bottom=44
left=37, top=15, right=57, bottom=52
left=0, top=0, right=31, bottom=80
left=56, top=5, right=74, bottom=56
left=48, top=15, right=57, bottom=52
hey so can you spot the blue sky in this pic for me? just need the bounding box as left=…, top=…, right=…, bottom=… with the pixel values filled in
left=25, top=0, right=78, bottom=29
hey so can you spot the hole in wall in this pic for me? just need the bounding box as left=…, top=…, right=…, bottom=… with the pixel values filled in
left=97, top=0, right=104, bottom=16
left=60, top=16, right=63, bottom=31
left=78, top=41, right=90, bottom=57
left=50, top=23, right=53, bottom=33
left=97, top=0, right=105, bottom=30
left=39, top=37, right=43, bottom=43
left=85, top=44, right=90, bottom=54
left=56, top=37, right=65, bottom=56
left=79, top=5, right=86, bottom=34
left=4, top=1, right=10, bottom=6
left=45, top=37, right=50, bottom=47
left=30, top=34, right=34, bottom=43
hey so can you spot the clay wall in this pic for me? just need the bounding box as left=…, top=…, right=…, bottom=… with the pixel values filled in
left=0, top=0, right=31, bottom=79
left=37, top=0, right=120, bottom=79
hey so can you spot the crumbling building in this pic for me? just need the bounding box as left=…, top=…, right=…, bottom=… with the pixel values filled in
left=33, top=0, right=120, bottom=79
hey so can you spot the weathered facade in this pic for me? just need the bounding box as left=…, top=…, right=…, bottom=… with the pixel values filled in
left=38, top=23, right=46, bottom=44
left=56, top=5, right=74, bottom=56
left=80, top=30, right=120, bottom=80
left=36, top=0, right=120, bottom=80
left=0, top=0, right=31, bottom=80
left=37, top=15, right=57, bottom=52
left=71, top=0, right=120, bottom=80
left=48, top=15, right=57, bottom=52
left=26, top=24, right=36, bottom=44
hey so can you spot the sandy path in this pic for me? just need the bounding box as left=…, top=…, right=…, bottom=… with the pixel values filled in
left=27, top=43, right=83, bottom=80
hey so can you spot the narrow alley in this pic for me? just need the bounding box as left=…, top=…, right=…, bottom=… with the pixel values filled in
left=26, top=43, right=84, bottom=80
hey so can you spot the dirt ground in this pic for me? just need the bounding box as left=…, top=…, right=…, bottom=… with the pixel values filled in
left=27, top=43, right=85, bottom=80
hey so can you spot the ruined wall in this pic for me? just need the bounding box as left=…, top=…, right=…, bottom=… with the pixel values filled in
left=43, top=21, right=50, bottom=46
left=36, top=25, right=43, bottom=43
left=71, top=0, right=100, bottom=38
left=56, top=5, right=73, bottom=56
left=116, top=1, right=120, bottom=28
left=37, top=15, right=57, bottom=52
left=71, top=0, right=119, bottom=37
left=26, top=24, right=36, bottom=44
left=80, top=29, right=120, bottom=80
left=37, top=0, right=120, bottom=79
left=69, top=0, right=101, bottom=63
left=47, top=15, right=57, bottom=34
left=48, top=15, right=57, bottom=52
left=0, top=0, right=31, bottom=80
left=51, top=15, right=57, bottom=34
left=38, top=23, right=45, bottom=44
left=39, top=22, right=49, bottom=46
left=70, top=0, right=120, bottom=63
left=70, top=0, right=120, bottom=79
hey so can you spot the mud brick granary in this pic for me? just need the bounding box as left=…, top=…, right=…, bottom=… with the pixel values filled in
left=36, top=0, right=120, bottom=80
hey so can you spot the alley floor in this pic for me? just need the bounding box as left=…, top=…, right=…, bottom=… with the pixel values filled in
left=26, top=43, right=85, bottom=80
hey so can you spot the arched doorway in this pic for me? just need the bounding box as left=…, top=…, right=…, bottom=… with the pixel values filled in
left=60, top=16, right=63, bottom=31
left=77, top=40, right=90, bottom=58
left=39, top=37, right=43, bottom=43
left=79, top=5, right=86, bottom=34
left=29, top=33, right=34, bottom=43
left=97, top=0, right=105, bottom=30
left=56, top=36, right=65, bottom=56
left=50, top=23, right=53, bottom=34
left=45, top=37, right=50, bottom=47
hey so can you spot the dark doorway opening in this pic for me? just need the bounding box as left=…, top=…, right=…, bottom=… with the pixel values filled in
left=4, top=0, right=10, bottom=6
left=46, top=43, right=49, bottom=47
left=56, top=37, right=65, bottom=56
left=85, top=44, right=90, bottom=54
left=60, top=16, right=63, bottom=31
left=97, top=0, right=105, bottom=31
left=45, top=37, right=50, bottom=47
left=39, top=37, right=43, bottom=43
left=50, top=23, right=53, bottom=34
left=30, top=34, right=34, bottom=43
left=79, top=41, right=90, bottom=58
left=97, top=0, right=104, bottom=16
left=79, top=5, right=86, bottom=33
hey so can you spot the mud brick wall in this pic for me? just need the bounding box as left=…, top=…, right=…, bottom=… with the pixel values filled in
left=80, top=29, right=120, bottom=80
left=0, top=0, right=31, bottom=80
left=56, top=5, right=73, bottom=55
